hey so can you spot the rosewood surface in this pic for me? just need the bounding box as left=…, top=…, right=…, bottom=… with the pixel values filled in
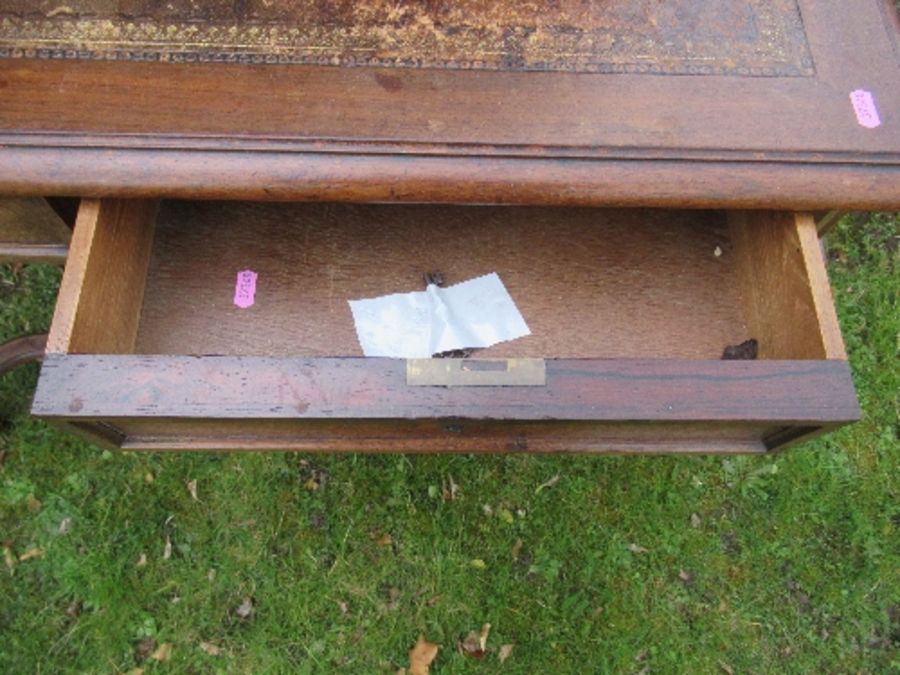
left=0, top=0, right=897, bottom=206
left=32, top=355, right=860, bottom=453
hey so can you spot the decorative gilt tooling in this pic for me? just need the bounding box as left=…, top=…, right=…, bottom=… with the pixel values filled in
left=0, top=0, right=813, bottom=75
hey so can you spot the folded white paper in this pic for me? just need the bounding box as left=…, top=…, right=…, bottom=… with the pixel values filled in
left=348, top=273, right=530, bottom=358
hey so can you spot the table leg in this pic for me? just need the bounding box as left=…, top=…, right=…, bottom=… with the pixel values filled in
left=0, top=333, right=48, bottom=376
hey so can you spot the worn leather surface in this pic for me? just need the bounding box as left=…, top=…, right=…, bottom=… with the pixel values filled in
left=0, top=0, right=813, bottom=74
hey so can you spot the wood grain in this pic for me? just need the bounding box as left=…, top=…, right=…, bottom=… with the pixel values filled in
left=0, top=196, right=69, bottom=263
left=794, top=213, right=847, bottom=359
left=729, top=211, right=847, bottom=360
left=102, top=420, right=779, bottom=455
left=0, top=0, right=896, bottom=207
left=31, top=355, right=860, bottom=452
left=47, top=199, right=159, bottom=354
left=0, top=146, right=897, bottom=209
left=135, top=203, right=749, bottom=359
left=32, top=356, right=860, bottom=422
left=0, top=333, right=46, bottom=375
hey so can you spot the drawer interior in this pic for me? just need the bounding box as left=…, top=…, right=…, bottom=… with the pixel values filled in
left=46, top=201, right=845, bottom=362
left=35, top=199, right=856, bottom=453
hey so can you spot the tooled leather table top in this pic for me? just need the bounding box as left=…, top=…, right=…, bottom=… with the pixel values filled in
left=0, top=0, right=812, bottom=76
left=0, top=1, right=897, bottom=208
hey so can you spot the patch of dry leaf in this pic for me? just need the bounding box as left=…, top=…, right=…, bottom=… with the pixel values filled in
left=407, top=635, right=439, bottom=675
left=235, top=596, right=254, bottom=619
left=458, top=623, right=491, bottom=659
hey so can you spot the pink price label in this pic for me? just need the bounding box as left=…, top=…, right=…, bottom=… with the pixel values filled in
left=849, top=89, right=881, bottom=129
left=233, top=270, right=258, bottom=309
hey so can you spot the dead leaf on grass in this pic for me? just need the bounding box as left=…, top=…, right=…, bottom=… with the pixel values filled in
left=337, top=600, right=349, bottom=615
left=690, top=513, right=701, bottom=529
left=535, top=474, right=560, bottom=494
left=66, top=601, right=80, bottom=618
left=187, top=479, right=199, bottom=501
left=470, top=559, right=486, bottom=570
left=135, top=638, right=155, bottom=661
left=478, top=623, right=491, bottom=651
left=299, top=461, right=328, bottom=491
left=679, top=569, right=694, bottom=584
left=376, top=532, right=393, bottom=547
left=460, top=623, right=491, bottom=659
left=58, top=517, right=72, bottom=534
left=628, top=543, right=648, bottom=554
left=498, top=643, right=514, bottom=664
left=207, top=568, right=216, bottom=582
left=719, top=660, right=735, bottom=675
left=136, top=553, right=147, bottom=568
left=442, top=475, right=459, bottom=501
left=163, top=534, right=172, bottom=560
left=151, top=642, right=172, bottom=662
left=199, top=641, right=221, bottom=656
left=18, top=547, right=43, bottom=562
left=236, top=596, right=254, bottom=619
left=144, top=472, right=154, bottom=484
left=408, top=636, right=439, bottom=675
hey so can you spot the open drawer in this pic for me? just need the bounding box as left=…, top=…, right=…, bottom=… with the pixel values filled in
left=31, top=199, right=858, bottom=453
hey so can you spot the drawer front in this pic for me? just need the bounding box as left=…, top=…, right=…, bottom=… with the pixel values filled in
left=32, top=199, right=859, bottom=453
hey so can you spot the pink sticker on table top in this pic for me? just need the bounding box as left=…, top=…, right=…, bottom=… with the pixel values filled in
left=849, top=89, right=881, bottom=129
left=233, top=270, right=258, bottom=309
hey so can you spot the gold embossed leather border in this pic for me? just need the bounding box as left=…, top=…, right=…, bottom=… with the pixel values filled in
left=0, top=1, right=814, bottom=76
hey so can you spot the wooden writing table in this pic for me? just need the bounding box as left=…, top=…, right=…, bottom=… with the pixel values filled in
left=0, top=0, right=898, bottom=453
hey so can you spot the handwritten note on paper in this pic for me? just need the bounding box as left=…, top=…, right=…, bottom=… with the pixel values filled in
left=233, top=270, right=258, bottom=309
left=849, top=90, right=881, bottom=129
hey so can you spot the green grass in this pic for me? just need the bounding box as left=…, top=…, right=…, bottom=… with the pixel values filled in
left=1, top=213, right=897, bottom=673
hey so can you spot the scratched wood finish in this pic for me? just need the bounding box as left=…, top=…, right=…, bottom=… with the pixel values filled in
left=32, top=355, right=860, bottom=453
left=135, top=203, right=749, bottom=359
left=0, top=0, right=897, bottom=207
